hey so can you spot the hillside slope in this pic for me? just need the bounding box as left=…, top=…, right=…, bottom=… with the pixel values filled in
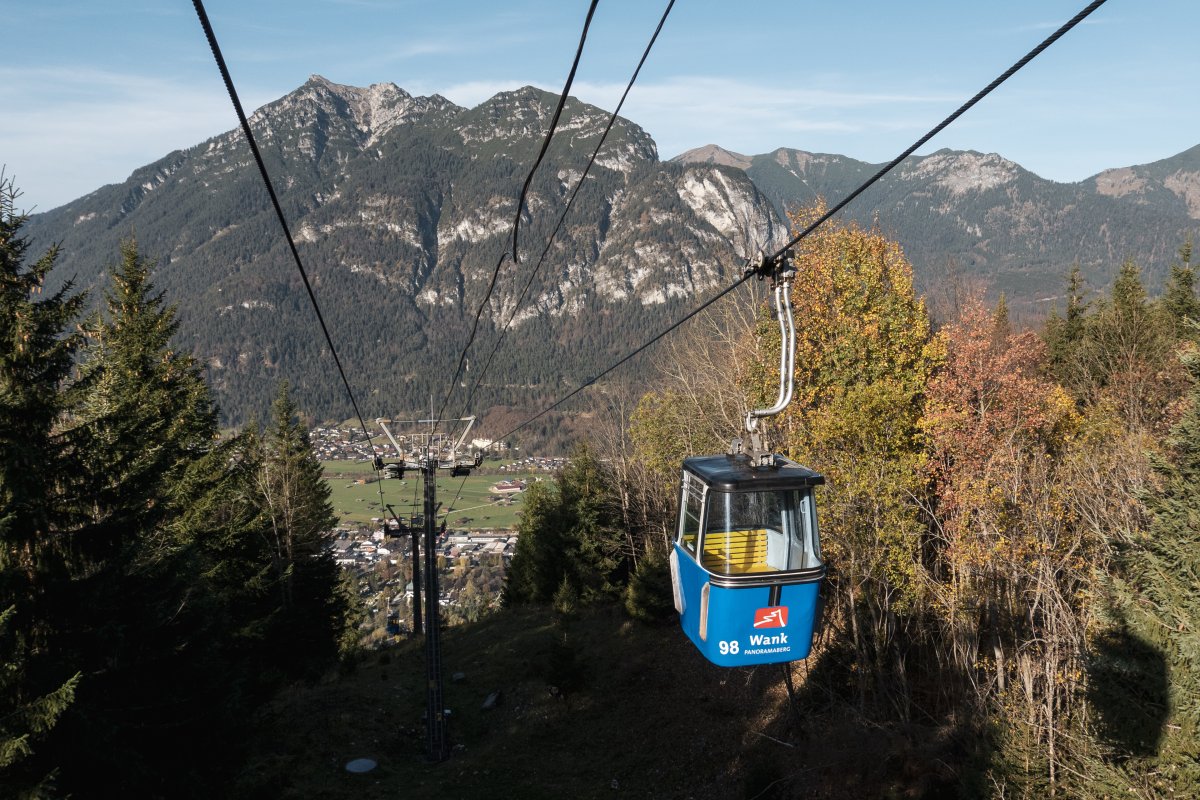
left=240, top=604, right=967, bottom=799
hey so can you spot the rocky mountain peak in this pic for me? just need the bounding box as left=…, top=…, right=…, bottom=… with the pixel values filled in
left=904, top=150, right=1021, bottom=195
left=466, top=85, right=559, bottom=133
left=304, top=75, right=415, bottom=136
left=24, top=73, right=1200, bottom=427
left=246, top=75, right=463, bottom=150
left=1090, top=143, right=1200, bottom=219
left=672, top=144, right=753, bottom=170
left=1092, top=166, right=1147, bottom=199
left=458, top=85, right=657, bottom=169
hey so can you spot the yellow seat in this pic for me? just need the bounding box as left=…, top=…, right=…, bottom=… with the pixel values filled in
left=701, top=529, right=770, bottom=574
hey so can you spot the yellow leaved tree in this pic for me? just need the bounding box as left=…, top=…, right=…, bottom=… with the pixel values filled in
left=751, top=203, right=940, bottom=706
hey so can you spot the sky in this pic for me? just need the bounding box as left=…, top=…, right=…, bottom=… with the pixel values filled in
left=4, top=0, right=1199, bottom=213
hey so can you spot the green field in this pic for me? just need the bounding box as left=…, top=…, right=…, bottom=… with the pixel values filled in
left=322, top=461, right=538, bottom=530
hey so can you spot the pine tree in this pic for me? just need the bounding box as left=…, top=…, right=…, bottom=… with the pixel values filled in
left=252, top=381, right=348, bottom=676
left=0, top=180, right=83, bottom=601
left=72, top=238, right=217, bottom=563
left=1163, top=237, right=1199, bottom=340
left=504, top=446, right=624, bottom=606
left=0, top=177, right=83, bottom=796
left=556, top=445, right=625, bottom=601
left=1092, top=345, right=1200, bottom=793
left=0, top=606, right=78, bottom=799
left=1140, top=348, right=1200, bottom=731
left=1044, top=264, right=1089, bottom=391
left=49, top=238, right=240, bottom=795
left=504, top=479, right=568, bottom=605
left=992, top=292, right=1011, bottom=349
left=1076, top=259, right=1177, bottom=428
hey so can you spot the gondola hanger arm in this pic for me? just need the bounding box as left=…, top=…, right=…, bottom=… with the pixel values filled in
left=731, top=249, right=796, bottom=467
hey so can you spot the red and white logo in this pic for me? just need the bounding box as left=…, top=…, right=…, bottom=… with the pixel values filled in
left=753, top=606, right=788, bottom=628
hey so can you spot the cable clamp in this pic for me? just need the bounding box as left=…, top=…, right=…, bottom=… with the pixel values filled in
left=744, top=250, right=795, bottom=285
left=729, top=431, right=774, bottom=468
left=744, top=251, right=771, bottom=280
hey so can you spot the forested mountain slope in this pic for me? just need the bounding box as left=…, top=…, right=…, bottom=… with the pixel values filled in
left=25, top=76, right=1199, bottom=430
left=677, top=143, right=1200, bottom=304
left=25, top=76, right=782, bottom=430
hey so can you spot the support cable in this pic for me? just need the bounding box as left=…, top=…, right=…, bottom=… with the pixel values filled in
left=767, top=0, right=1109, bottom=263
left=454, top=0, right=676, bottom=422
left=191, top=0, right=381, bottom=470
left=490, top=0, right=1109, bottom=444
left=440, top=472, right=472, bottom=530
left=493, top=276, right=748, bottom=442
left=434, top=0, right=601, bottom=431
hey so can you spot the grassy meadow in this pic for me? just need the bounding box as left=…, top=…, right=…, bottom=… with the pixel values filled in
left=322, top=461, right=537, bottom=530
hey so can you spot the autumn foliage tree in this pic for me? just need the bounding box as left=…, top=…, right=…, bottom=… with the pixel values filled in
left=618, top=186, right=1200, bottom=792
left=921, top=297, right=1088, bottom=787
left=627, top=291, right=766, bottom=512
left=749, top=204, right=940, bottom=709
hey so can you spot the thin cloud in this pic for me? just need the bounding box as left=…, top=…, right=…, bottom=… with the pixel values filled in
left=0, top=68, right=268, bottom=211
left=778, top=120, right=861, bottom=133
left=1008, top=16, right=1108, bottom=33
left=572, top=77, right=958, bottom=113
left=419, top=76, right=957, bottom=116
left=400, top=74, right=962, bottom=161
left=389, top=39, right=462, bottom=58
left=326, top=0, right=414, bottom=8
left=562, top=76, right=958, bottom=158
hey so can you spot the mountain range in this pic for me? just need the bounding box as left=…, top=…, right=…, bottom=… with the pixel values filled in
left=678, top=142, right=1200, bottom=304
left=23, top=76, right=1200, bottom=435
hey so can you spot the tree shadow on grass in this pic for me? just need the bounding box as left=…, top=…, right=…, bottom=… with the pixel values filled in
left=753, top=628, right=983, bottom=800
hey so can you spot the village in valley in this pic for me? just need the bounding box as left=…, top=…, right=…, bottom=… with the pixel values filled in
left=310, top=426, right=567, bottom=642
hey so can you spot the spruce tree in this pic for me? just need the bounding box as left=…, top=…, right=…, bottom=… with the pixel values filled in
left=0, top=181, right=82, bottom=603
left=52, top=238, right=236, bottom=795
left=72, top=238, right=217, bottom=563
left=253, top=381, right=348, bottom=675
left=503, top=479, right=566, bottom=605
left=1045, top=264, right=1089, bottom=391
left=1093, top=345, right=1200, bottom=793
left=0, top=606, right=78, bottom=799
left=1163, top=237, right=1199, bottom=340
left=991, top=292, right=1011, bottom=349
left=556, top=445, right=625, bottom=601
left=0, top=177, right=83, bottom=796
left=1140, top=346, right=1200, bottom=754
left=1076, top=259, right=1175, bottom=427
left=503, top=446, right=624, bottom=606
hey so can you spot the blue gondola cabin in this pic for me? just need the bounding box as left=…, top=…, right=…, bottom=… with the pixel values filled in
left=670, top=453, right=825, bottom=667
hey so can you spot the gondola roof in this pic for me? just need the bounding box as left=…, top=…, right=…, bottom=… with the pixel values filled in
left=682, top=454, right=824, bottom=492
